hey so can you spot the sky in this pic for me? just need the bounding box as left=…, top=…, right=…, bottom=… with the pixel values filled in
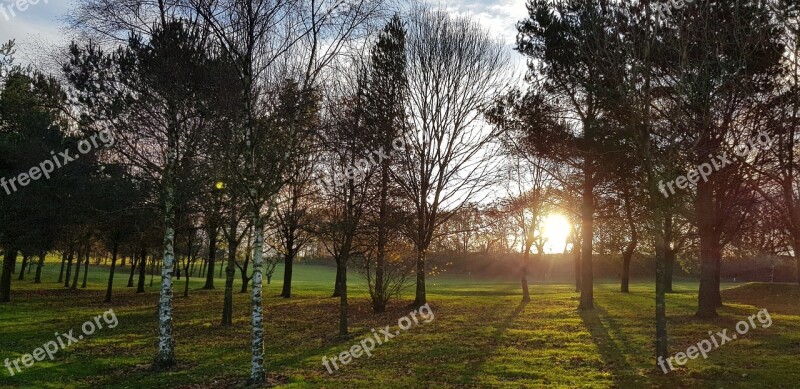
left=440, top=0, right=527, bottom=43
left=0, top=0, right=78, bottom=66
left=0, top=0, right=529, bottom=73
left=0, top=0, right=542, bottom=247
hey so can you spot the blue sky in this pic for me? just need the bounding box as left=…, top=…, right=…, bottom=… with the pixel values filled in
left=0, top=0, right=528, bottom=73
left=0, top=0, right=78, bottom=63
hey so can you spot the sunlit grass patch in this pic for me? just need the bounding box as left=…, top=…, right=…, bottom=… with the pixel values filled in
left=1, top=265, right=799, bottom=388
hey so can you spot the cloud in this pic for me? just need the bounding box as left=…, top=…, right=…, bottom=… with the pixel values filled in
left=426, top=0, right=527, bottom=45
left=0, top=0, right=77, bottom=71
left=1, top=0, right=531, bottom=76
left=423, top=0, right=529, bottom=78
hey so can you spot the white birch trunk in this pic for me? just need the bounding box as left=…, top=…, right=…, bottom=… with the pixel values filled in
left=157, top=222, right=176, bottom=365
left=155, top=147, right=176, bottom=368
left=250, top=216, right=265, bottom=382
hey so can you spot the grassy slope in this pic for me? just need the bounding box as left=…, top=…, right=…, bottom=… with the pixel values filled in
left=0, top=262, right=798, bottom=388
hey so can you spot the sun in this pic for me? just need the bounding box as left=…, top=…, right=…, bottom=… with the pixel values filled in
left=541, top=214, right=571, bottom=254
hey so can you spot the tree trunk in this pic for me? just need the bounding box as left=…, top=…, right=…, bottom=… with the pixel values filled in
left=621, top=189, right=638, bottom=293
left=81, top=250, right=89, bottom=288
left=239, top=252, right=251, bottom=294
left=203, top=224, right=217, bottom=289
left=663, top=212, right=675, bottom=293
left=574, top=239, right=581, bottom=292
left=712, top=246, right=723, bottom=307
left=655, top=226, right=668, bottom=362
left=0, top=249, right=17, bottom=302
left=338, top=254, right=349, bottom=337
left=412, top=248, right=427, bottom=308
left=105, top=243, right=119, bottom=303
left=621, top=250, right=632, bottom=293
left=149, top=256, right=155, bottom=287
left=280, top=248, right=293, bottom=298
left=222, top=233, right=238, bottom=326
left=137, top=249, right=147, bottom=293
left=332, top=262, right=344, bottom=298
left=154, top=165, right=178, bottom=369
left=578, top=161, right=595, bottom=311
left=249, top=217, right=266, bottom=383
left=64, top=250, right=74, bottom=288
left=57, top=250, right=67, bottom=284
left=373, top=164, right=390, bottom=312
left=17, top=253, right=28, bottom=281
left=521, top=242, right=532, bottom=303
left=34, top=250, right=45, bottom=284
left=665, top=247, right=675, bottom=293
left=71, top=248, right=82, bottom=290
left=183, top=261, right=190, bottom=298
left=127, top=254, right=138, bottom=287
left=696, top=179, right=718, bottom=318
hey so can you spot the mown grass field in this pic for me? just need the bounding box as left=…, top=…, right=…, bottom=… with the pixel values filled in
left=1, top=261, right=799, bottom=388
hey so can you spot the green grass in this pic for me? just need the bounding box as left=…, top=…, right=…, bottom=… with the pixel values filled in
left=1, top=261, right=799, bottom=388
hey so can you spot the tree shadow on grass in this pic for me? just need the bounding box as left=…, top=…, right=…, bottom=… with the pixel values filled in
left=579, top=305, right=646, bottom=388
left=459, top=300, right=529, bottom=385
left=275, top=297, right=525, bottom=387
left=431, top=283, right=521, bottom=297
left=495, top=300, right=528, bottom=334
left=267, top=299, right=434, bottom=368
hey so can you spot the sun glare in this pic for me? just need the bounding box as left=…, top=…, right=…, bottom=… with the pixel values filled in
left=542, top=214, right=571, bottom=254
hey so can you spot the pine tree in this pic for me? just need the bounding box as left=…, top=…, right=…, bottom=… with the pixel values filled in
left=364, top=15, right=408, bottom=312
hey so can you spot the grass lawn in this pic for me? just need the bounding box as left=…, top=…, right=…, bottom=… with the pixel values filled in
left=1, top=262, right=799, bottom=388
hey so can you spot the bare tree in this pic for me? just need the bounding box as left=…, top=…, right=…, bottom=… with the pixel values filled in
left=270, top=162, right=317, bottom=299
left=359, top=239, right=412, bottom=311
left=753, top=1, right=800, bottom=286
left=316, top=64, right=377, bottom=337
left=397, top=6, right=508, bottom=308
left=502, top=156, right=553, bottom=303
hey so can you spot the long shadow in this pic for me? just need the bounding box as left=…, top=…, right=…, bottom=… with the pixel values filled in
left=461, top=300, right=528, bottom=384
left=627, top=290, right=698, bottom=312
left=432, top=290, right=521, bottom=297
left=497, top=300, right=528, bottom=335
left=268, top=299, right=428, bottom=368
left=579, top=306, right=643, bottom=388
left=432, top=283, right=521, bottom=297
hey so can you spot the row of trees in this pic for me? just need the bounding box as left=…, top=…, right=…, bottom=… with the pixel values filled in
left=487, top=0, right=800, bottom=364
left=0, top=0, right=510, bottom=383
left=2, top=0, right=799, bottom=378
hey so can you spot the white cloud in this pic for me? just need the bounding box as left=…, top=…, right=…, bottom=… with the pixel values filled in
left=1, top=0, right=532, bottom=77
left=428, top=0, right=527, bottom=44
left=0, top=0, right=78, bottom=72
left=423, top=0, right=529, bottom=79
